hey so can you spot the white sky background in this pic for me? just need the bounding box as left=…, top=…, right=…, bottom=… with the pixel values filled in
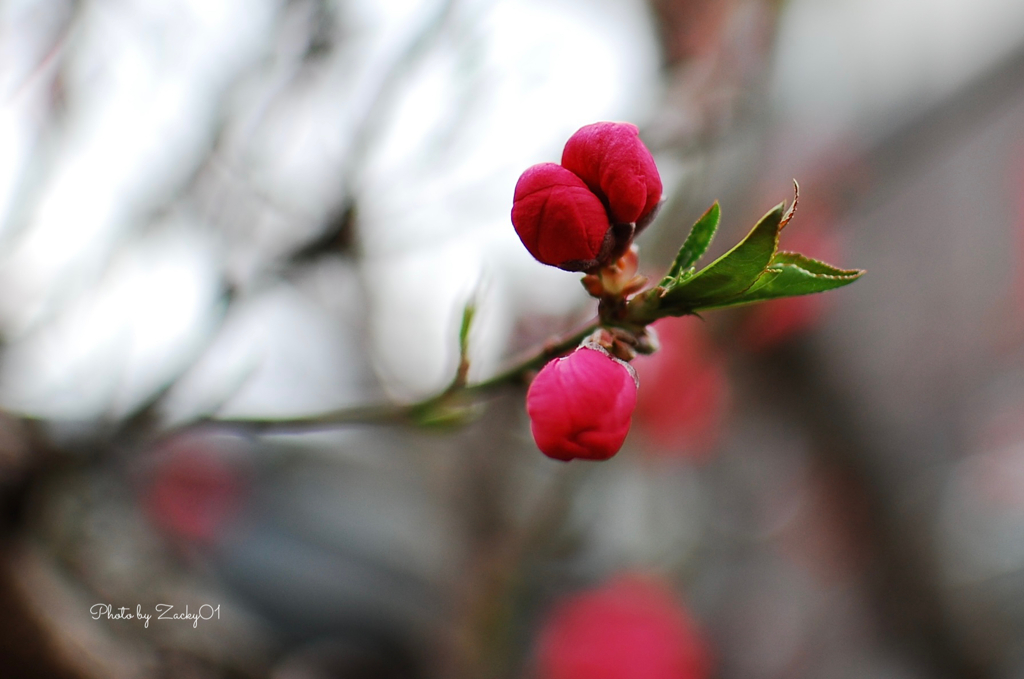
left=0, top=0, right=661, bottom=418
left=0, top=0, right=1023, bottom=419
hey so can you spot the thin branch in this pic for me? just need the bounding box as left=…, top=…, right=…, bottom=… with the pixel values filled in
left=197, top=320, right=601, bottom=433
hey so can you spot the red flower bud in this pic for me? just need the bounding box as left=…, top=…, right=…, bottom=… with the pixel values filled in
left=526, top=346, right=638, bottom=461
left=536, top=574, right=712, bottom=679
left=512, top=162, right=613, bottom=271
left=561, top=122, right=662, bottom=225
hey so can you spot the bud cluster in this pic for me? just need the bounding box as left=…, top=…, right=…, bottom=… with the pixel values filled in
left=512, top=122, right=662, bottom=272
left=513, top=122, right=662, bottom=462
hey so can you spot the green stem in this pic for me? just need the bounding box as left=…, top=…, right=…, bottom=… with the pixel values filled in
left=200, top=320, right=602, bottom=433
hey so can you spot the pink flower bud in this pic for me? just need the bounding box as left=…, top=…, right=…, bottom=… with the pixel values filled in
left=561, top=122, right=662, bottom=225
left=526, top=346, right=638, bottom=461
left=536, top=574, right=712, bottom=679
left=512, top=162, right=613, bottom=271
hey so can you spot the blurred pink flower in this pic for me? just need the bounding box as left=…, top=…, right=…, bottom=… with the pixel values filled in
left=632, top=317, right=729, bottom=460
left=142, top=435, right=248, bottom=544
left=536, top=574, right=712, bottom=679
left=527, top=346, right=638, bottom=461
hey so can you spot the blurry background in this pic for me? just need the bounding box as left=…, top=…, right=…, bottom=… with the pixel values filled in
left=2, top=0, right=1024, bottom=677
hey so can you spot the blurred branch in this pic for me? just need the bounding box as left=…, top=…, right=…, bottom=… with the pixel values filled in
left=284, top=198, right=358, bottom=264
left=339, top=0, right=459, bottom=200
left=0, top=547, right=84, bottom=679
left=748, top=341, right=997, bottom=679
left=827, top=36, right=1024, bottom=215
left=196, top=319, right=601, bottom=433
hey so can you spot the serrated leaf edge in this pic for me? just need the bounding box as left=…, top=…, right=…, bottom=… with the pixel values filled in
left=664, top=202, right=785, bottom=299
left=660, top=202, right=721, bottom=286
left=769, top=258, right=865, bottom=281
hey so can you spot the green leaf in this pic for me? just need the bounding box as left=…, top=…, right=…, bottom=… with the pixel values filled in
left=695, top=260, right=864, bottom=310
left=739, top=267, right=782, bottom=296
left=624, top=193, right=863, bottom=325
left=449, top=297, right=477, bottom=390
left=660, top=202, right=785, bottom=309
left=662, top=202, right=720, bottom=284
left=413, top=401, right=482, bottom=429
left=458, top=298, right=475, bottom=360
left=770, top=251, right=862, bottom=278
